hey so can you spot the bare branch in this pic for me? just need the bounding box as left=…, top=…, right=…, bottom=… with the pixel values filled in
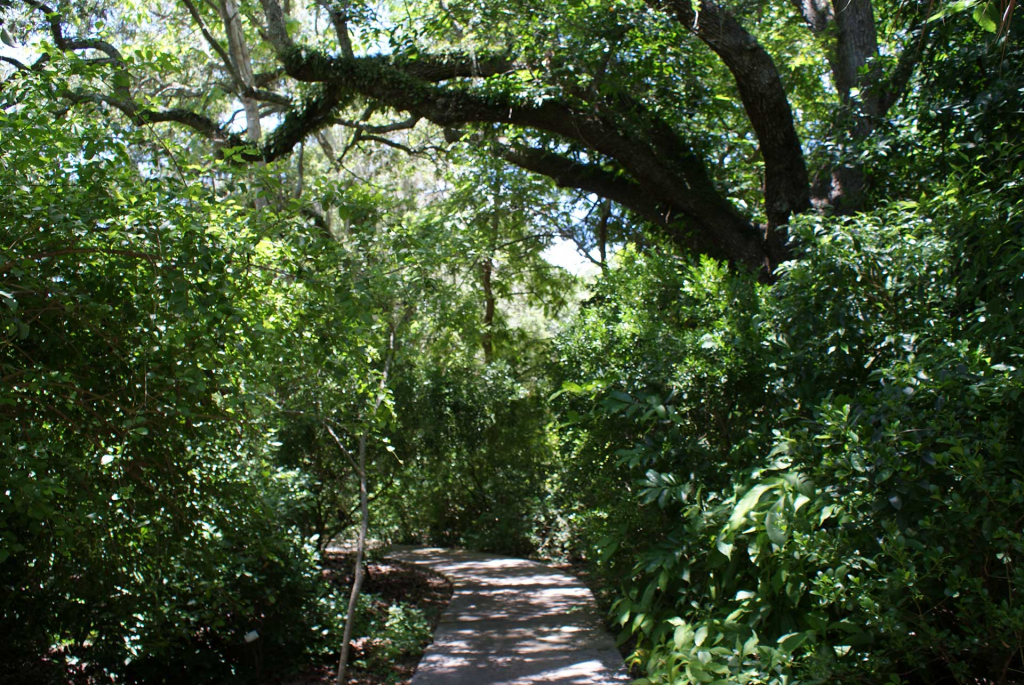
left=329, top=115, right=420, bottom=134
left=249, top=87, right=291, bottom=106
left=64, top=38, right=123, bottom=62
left=24, top=0, right=67, bottom=48
left=879, top=16, right=932, bottom=114
left=62, top=89, right=247, bottom=149
left=0, top=55, right=27, bottom=71
left=358, top=134, right=417, bottom=154
left=316, top=129, right=338, bottom=164
left=325, top=424, right=359, bottom=472
left=317, top=0, right=354, bottom=58
left=254, top=68, right=285, bottom=88
left=179, top=0, right=242, bottom=85
left=492, top=142, right=668, bottom=228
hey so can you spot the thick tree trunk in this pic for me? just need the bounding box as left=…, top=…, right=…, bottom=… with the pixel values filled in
left=793, top=0, right=927, bottom=212
left=828, top=0, right=882, bottom=212
left=832, top=0, right=882, bottom=116
left=651, top=0, right=811, bottom=234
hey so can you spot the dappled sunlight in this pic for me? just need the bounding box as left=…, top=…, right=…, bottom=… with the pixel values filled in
left=389, top=547, right=630, bottom=684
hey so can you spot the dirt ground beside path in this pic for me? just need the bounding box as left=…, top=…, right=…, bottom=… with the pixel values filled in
left=278, top=554, right=453, bottom=685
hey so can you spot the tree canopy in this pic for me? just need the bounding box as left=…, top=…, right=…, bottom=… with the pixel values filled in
left=4, top=0, right=1000, bottom=273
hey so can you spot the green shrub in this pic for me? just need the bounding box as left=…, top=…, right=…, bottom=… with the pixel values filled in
left=386, top=360, right=552, bottom=556
left=0, top=65, right=345, bottom=684
left=552, top=175, right=1024, bottom=684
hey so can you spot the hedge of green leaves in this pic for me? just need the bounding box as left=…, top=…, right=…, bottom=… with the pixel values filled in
left=0, top=62, right=349, bottom=684
left=552, top=158, right=1024, bottom=684
left=384, top=360, right=553, bottom=556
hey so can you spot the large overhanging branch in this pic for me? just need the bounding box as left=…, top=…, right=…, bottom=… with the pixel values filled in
left=254, top=32, right=705, bottom=193
left=256, top=0, right=786, bottom=272
left=1, top=54, right=27, bottom=71
left=445, top=128, right=766, bottom=266
left=63, top=89, right=247, bottom=147
left=647, top=0, right=811, bottom=234
left=17, top=0, right=789, bottom=274
left=258, top=50, right=767, bottom=268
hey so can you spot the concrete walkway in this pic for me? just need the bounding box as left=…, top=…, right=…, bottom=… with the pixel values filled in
left=387, top=546, right=631, bottom=685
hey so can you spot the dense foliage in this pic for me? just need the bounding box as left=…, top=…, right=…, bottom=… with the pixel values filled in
left=0, top=65, right=351, bottom=683
left=0, top=59, right=445, bottom=684
left=386, top=360, right=553, bottom=555
left=1, top=0, right=1022, bottom=684
left=550, top=127, right=1024, bottom=685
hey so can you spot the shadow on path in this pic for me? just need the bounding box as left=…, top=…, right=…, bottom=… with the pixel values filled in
left=387, top=546, right=631, bottom=685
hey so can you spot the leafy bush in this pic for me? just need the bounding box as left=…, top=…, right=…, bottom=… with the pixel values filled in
left=385, top=359, right=552, bottom=556
left=552, top=169, right=1024, bottom=684
left=366, top=603, right=433, bottom=671
left=0, top=63, right=345, bottom=684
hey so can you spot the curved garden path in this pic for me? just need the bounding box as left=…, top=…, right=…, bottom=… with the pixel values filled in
left=387, top=546, right=631, bottom=685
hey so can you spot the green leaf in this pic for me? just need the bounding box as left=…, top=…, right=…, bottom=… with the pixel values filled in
left=778, top=631, right=811, bottom=653
left=729, top=481, right=780, bottom=531
left=616, top=600, right=631, bottom=626
left=599, top=535, right=620, bottom=563
left=608, top=390, right=634, bottom=404
left=674, top=623, right=694, bottom=649
left=972, top=2, right=1000, bottom=31
left=640, top=580, right=657, bottom=609
left=766, top=507, right=787, bottom=545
